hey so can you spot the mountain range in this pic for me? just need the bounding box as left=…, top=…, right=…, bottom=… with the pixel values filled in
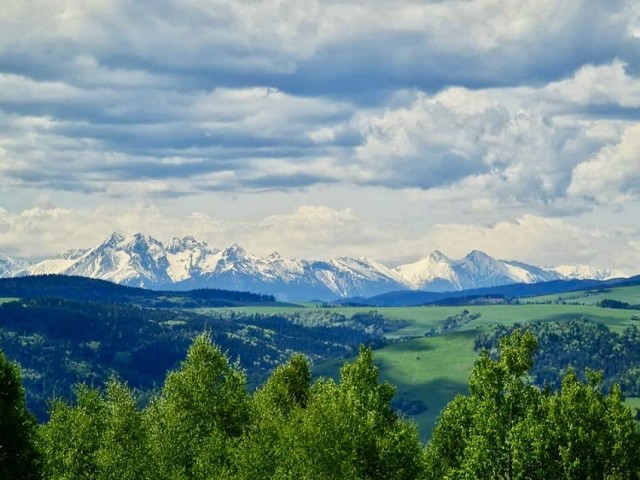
left=0, top=232, right=630, bottom=301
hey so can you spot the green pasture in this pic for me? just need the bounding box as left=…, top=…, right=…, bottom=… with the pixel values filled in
left=310, top=303, right=640, bottom=439
left=226, top=303, right=638, bottom=333
left=315, top=330, right=478, bottom=440
left=626, top=397, right=640, bottom=412
left=525, top=285, right=640, bottom=306
left=208, top=302, right=640, bottom=438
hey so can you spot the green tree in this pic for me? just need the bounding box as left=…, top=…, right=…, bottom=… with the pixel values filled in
left=234, top=354, right=312, bottom=479
left=39, top=378, right=152, bottom=480
left=95, top=378, right=152, bottom=480
left=425, top=330, right=640, bottom=480
left=283, top=346, right=425, bottom=479
left=144, top=332, right=249, bottom=479
left=0, top=350, right=41, bottom=480
left=39, top=385, right=106, bottom=480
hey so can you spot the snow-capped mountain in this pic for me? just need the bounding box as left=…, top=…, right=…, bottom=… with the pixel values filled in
left=394, top=250, right=461, bottom=291
left=548, top=265, right=627, bottom=281
left=393, top=250, right=621, bottom=292
left=6, top=233, right=409, bottom=299
left=59, top=232, right=173, bottom=288
left=0, top=233, right=632, bottom=300
left=0, top=254, right=28, bottom=278
left=165, top=236, right=221, bottom=282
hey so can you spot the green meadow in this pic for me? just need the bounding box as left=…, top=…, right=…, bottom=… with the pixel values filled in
left=525, top=284, right=640, bottom=306
left=227, top=291, right=640, bottom=439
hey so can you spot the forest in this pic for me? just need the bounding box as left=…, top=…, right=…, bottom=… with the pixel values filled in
left=0, top=297, right=397, bottom=419
left=0, top=275, right=276, bottom=307
left=2, top=330, right=640, bottom=479
left=475, top=318, right=640, bottom=396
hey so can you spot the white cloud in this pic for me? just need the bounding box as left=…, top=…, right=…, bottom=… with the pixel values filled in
left=351, top=86, right=608, bottom=203
left=568, top=124, right=640, bottom=203
left=544, top=60, right=640, bottom=107
left=1, top=204, right=639, bottom=275
left=423, top=215, right=640, bottom=272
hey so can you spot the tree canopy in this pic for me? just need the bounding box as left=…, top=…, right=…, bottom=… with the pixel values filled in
left=425, top=330, right=640, bottom=479
left=2, top=328, right=640, bottom=479
left=0, top=350, right=41, bottom=480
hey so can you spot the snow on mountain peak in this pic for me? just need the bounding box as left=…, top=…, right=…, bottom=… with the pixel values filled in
left=0, top=254, right=29, bottom=278
left=59, top=249, right=89, bottom=260
left=429, top=250, right=449, bottom=262
left=463, top=250, right=495, bottom=263
left=103, top=231, right=125, bottom=246
left=0, top=235, right=634, bottom=300
left=224, top=243, right=248, bottom=257
left=550, top=264, right=627, bottom=281
left=396, top=250, right=568, bottom=291
left=167, top=236, right=213, bottom=254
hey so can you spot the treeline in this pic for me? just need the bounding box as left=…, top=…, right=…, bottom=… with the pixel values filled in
left=1, top=338, right=424, bottom=480
left=475, top=318, right=640, bottom=396
left=0, top=298, right=397, bottom=420
left=599, top=298, right=640, bottom=310
left=3, top=330, right=640, bottom=479
left=0, top=275, right=276, bottom=307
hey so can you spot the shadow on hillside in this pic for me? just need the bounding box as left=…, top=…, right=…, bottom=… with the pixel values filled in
left=392, top=377, right=470, bottom=441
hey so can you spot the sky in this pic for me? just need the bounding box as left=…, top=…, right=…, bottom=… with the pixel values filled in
left=1, top=0, right=640, bottom=271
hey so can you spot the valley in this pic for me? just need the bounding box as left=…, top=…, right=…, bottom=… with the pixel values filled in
left=2, top=275, right=640, bottom=440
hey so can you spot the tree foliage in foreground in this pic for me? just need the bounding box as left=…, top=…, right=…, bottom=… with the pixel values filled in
left=425, top=330, right=640, bottom=479
left=3, top=328, right=640, bottom=479
left=36, top=334, right=424, bottom=480
left=0, top=350, right=41, bottom=480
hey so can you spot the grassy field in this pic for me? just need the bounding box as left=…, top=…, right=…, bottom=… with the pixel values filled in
left=626, top=397, right=640, bottom=413
left=213, top=301, right=640, bottom=439
left=308, top=303, right=640, bottom=439
left=316, top=330, right=478, bottom=440
left=229, top=303, right=639, bottom=331
left=525, top=285, right=640, bottom=306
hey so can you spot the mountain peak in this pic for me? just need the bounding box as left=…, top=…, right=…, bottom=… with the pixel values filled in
left=224, top=243, right=247, bottom=257
left=464, top=250, right=495, bottom=263
left=429, top=250, right=449, bottom=262
left=121, top=233, right=164, bottom=251
left=103, top=231, right=125, bottom=246
left=167, top=235, right=211, bottom=254
left=467, top=249, right=489, bottom=257
left=59, top=248, right=88, bottom=260
left=1, top=231, right=633, bottom=300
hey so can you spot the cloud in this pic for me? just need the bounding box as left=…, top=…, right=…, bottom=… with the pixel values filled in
left=1, top=0, right=640, bottom=246
left=2, top=64, right=639, bottom=209
left=0, top=83, right=357, bottom=194
left=351, top=86, right=612, bottom=204
left=1, top=0, right=637, bottom=95
left=544, top=60, right=640, bottom=108
left=1, top=204, right=639, bottom=276
left=423, top=215, right=640, bottom=272
left=568, top=123, right=640, bottom=203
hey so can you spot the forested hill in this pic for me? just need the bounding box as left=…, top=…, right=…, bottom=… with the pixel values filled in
left=0, top=296, right=396, bottom=420
left=0, top=275, right=277, bottom=307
